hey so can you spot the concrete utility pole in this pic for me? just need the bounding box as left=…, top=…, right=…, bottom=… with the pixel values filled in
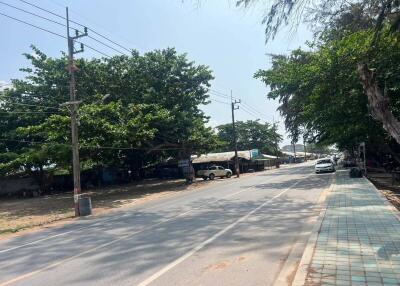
left=362, top=142, right=367, bottom=176
left=273, top=117, right=280, bottom=168
left=293, top=142, right=296, bottom=163
left=65, top=7, right=87, bottom=216
left=303, top=137, right=307, bottom=162
left=231, top=91, right=240, bottom=178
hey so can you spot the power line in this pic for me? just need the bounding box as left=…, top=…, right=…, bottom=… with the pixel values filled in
left=0, top=12, right=65, bottom=39
left=2, top=1, right=126, bottom=56
left=0, top=96, right=60, bottom=110
left=209, top=91, right=231, bottom=100
left=0, top=11, right=112, bottom=58
left=0, top=0, right=65, bottom=27
left=240, top=106, right=261, bottom=120
left=0, top=102, right=60, bottom=110
left=242, top=102, right=267, bottom=117
left=209, top=89, right=232, bottom=98
left=18, top=0, right=64, bottom=20
left=210, top=88, right=273, bottom=121
left=86, top=35, right=127, bottom=56
left=87, top=29, right=132, bottom=54
left=74, top=40, right=112, bottom=58
left=48, top=0, right=136, bottom=53
left=18, top=0, right=132, bottom=54
left=0, top=138, right=188, bottom=151
left=0, top=111, right=59, bottom=114
left=209, top=97, right=231, bottom=105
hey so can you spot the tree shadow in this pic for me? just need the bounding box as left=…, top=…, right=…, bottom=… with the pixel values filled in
left=0, top=171, right=332, bottom=285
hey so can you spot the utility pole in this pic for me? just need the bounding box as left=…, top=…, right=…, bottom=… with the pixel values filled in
left=293, top=142, right=296, bottom=163
left=362, top=142, right=367, bottom=176
left=231, top=91, right=240, bottom=178
left=65, top=7, right=87, bottom=216
left=273, top=117, right=279, bottom=168
left=303, top=136, right=307, bottom=162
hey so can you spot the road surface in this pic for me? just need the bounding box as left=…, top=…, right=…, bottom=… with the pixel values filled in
left=0, top=162, right=333, bottom=286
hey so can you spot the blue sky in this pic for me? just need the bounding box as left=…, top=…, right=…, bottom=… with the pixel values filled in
left=0, top=0, right=313, bottom=145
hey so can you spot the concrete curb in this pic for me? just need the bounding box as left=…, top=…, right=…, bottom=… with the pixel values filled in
left=290, top=174, right=336, bottom=286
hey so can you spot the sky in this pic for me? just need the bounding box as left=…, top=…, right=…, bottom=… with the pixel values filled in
left=0, top=0, right=313, bottom=146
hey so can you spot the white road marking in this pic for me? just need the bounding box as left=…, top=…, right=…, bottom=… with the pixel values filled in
left=0, top=167, right=296, bottom=254
left=0, top=172, right=310, bottom=286
left=136, top=175, right=311, bottom=286
left=0, top=179, right=256, bottom=254
left=0, top=168, right=312, bottom=286
left=0, top=218, right=114, bottom=254
left=0, top=209, right=194, bottom=286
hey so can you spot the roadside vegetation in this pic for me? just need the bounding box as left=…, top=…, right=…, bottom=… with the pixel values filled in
left=239, top=0, right=400, bottom=156
left=0, top=47, right=218, bottom=181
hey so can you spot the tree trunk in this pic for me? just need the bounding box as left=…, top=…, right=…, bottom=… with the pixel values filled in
left=357, top=63, right=400, bottom=144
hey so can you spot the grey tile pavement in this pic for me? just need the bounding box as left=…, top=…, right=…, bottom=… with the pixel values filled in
left=304, top=170, right=400, bottom=286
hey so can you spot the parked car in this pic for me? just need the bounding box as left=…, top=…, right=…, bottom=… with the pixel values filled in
left=196, top=166, right=232, bottom=180
left=315, top=158, right=336, bottom=173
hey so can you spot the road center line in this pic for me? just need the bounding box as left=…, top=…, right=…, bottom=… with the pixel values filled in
left=136, top=174, right=311, bottom=286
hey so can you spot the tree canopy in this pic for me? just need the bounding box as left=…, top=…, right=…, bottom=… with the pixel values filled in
left=0, top=46, right=219, bottom=177
left=240, top=0, right=400, bottom=153
left=216, top=120, right=282, bottom=154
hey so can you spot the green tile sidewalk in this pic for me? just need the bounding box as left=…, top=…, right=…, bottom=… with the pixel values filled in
left=304, top=170, right=400, bottom=286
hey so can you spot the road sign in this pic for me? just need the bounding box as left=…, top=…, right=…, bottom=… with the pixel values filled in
left=250, top=149, right=259, bottom=159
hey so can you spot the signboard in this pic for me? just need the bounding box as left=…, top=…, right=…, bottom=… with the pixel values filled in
left=178, top=159, right=190, bottom=167
left=250, top=149, right=259, bottom=159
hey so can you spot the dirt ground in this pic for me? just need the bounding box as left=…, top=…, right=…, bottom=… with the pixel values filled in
left=0, top=177, right=222, bottom=237
left=368, top=171, right=400, bottom=211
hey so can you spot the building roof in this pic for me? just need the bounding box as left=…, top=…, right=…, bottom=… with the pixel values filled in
left=262, top=154, right=277, bottom=159
left=280, top=151, right=317, bottom=158
left=192, top=151, right=252, bottom=164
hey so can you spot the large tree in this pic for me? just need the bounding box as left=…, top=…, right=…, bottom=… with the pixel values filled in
left=216, top=120, right=282, bottom=154
left=255, top=27, right=400, bottom=152
left=238, top=0, right=400, bottom=145
left=0, top=46, right=218, bottom=180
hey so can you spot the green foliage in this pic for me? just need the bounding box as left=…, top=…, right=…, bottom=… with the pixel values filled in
left=216, top=120, right=282, bottom=154
left=0, top=46, right=218, bottom=176
left=255, top=27, right=400, bottom=150
left=237, top=0, right=400, bottom=42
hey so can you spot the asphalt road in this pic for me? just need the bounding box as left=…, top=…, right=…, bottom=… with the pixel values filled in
left=0, top=162, right=333, bottom=286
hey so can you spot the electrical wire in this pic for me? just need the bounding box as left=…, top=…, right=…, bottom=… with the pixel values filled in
left=47, top=0, right=136, bottom=51
left=1, top=1, right=125, bottom=56
left=0, top=111, right=59, bottom=114
left=210, top=88, right=273, bottom=121
left=0, top=0, right=65, bottom=27
left=0, top=12, right=65, bottom=39
left=74, top=39, right=112, bottom=58
left=208, top=91, right=231, bottom=100
left=0, top=138, right=188, bottom=151
left=18, top=0, right=132, bottom=54
left=209, top=98, right=231, bottom=105
left=0, top=11, right=112, bottom=58
left=0, top=96, right=60, bottom=110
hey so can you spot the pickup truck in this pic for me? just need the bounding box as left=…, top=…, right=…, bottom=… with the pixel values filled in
left=196, top=166, right=233, bottom=180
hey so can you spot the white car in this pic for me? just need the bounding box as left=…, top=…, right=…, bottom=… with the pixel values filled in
left=315, top=158, right=336, bottom=173
left=196, top=166, right=233, bottom=180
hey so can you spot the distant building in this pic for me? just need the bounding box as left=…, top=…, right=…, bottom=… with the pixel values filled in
left=192, top=150, right=278, bottom=174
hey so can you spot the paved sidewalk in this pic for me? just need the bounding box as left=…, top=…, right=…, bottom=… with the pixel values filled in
left=304, top=170, right=400, bottom=286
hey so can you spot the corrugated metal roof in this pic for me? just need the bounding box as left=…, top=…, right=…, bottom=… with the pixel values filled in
left=192, top=151, right=251, bottom=164
left=262, top=154, right=277, bottom=159
left=280, top=151, right=316, bottom=158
